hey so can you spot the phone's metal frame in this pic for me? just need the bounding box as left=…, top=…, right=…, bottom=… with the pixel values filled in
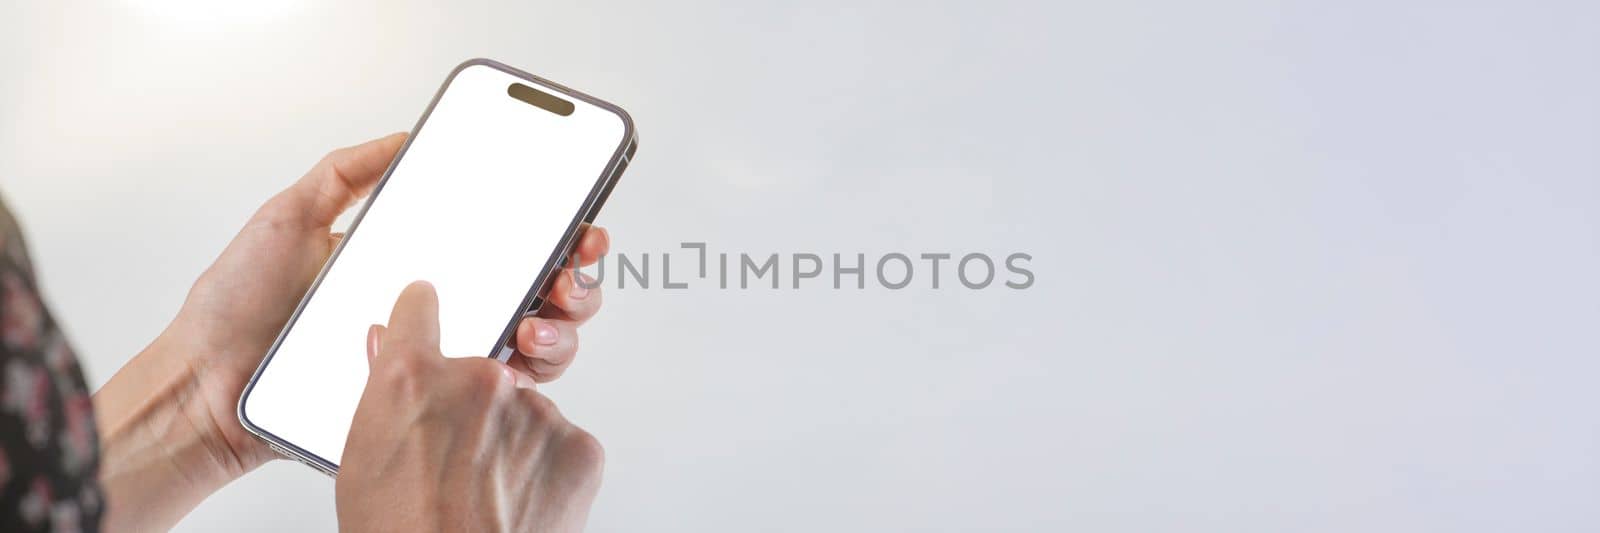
left=236, top=58, right=638, bottom=476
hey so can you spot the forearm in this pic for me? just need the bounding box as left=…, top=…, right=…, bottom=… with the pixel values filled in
left=93, top=330, right=257, bottom=531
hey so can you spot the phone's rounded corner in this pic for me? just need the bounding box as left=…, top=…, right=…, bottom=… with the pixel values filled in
left=448, top=57, right=502, bottom=79
left=234, top=388, right=267, bottom=443
left=596, top=104, right=637, bottom=163
left=235, top=395, right=341, bottom=476
left=441, top=58, right=517, bottom=92
left=608, top=105, right=638, bottom=143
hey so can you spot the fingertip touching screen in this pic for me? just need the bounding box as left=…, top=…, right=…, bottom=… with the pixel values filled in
left=241, top=62, right=629, bottom=467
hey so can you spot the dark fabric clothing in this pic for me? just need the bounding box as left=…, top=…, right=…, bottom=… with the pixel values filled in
left=0, top=199, right=103, bottom=533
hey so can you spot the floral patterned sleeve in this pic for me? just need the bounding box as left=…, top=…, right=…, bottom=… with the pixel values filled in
left=0, top=198, right=103, bottom=532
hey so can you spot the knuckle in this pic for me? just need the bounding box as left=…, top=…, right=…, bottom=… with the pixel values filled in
left=321, top=146, right=354, bottom=165
left=427, top=359, right=507, bottom=413
left=459, top=359, right=510, bottom=394
left=561, top=427, right=606, bottom=475
left=521, top=390, right=561, bottom=422
left=392, top=350, right=430, bottom=374
left=378, top=355, right=430, bottom=397
left=248, top=194, right=305, bottom=231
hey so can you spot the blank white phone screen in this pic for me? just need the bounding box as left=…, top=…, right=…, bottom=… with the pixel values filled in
left=242, top=63, right=627, bottom=466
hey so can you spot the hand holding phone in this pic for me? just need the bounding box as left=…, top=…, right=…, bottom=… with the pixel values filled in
left=238, top=59, right=636, bottom=473
left=337, top=281, right=603, bottom=533
left=94, top=130, right=617, bottom=531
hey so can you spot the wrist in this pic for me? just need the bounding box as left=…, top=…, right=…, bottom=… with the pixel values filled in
left=93, top=326, right=267, bottom=530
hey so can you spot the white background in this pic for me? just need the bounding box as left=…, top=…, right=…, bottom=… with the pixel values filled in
left=1, top=1, right=1597, bottom=531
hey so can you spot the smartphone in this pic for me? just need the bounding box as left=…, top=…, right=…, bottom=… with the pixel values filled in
left=237, top=58, right=637, bottom=475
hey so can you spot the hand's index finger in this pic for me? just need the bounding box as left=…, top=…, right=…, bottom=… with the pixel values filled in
left=571, top=225, right=610, bottom=268
left=381, top=280, right=442, bottom=357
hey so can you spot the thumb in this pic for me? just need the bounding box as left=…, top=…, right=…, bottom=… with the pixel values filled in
left=379, top=281, right=441, bottom=359
left=269, top=132, right=407, bottom=228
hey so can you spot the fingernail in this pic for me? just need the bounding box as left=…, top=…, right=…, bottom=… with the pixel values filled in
left=534, top=320, right=559, bottom=345
left=366, top=324, right=382, bottom=359
left=501, top=365, right=518, bottom=386
left=571, top=272, right=592, bottom=299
